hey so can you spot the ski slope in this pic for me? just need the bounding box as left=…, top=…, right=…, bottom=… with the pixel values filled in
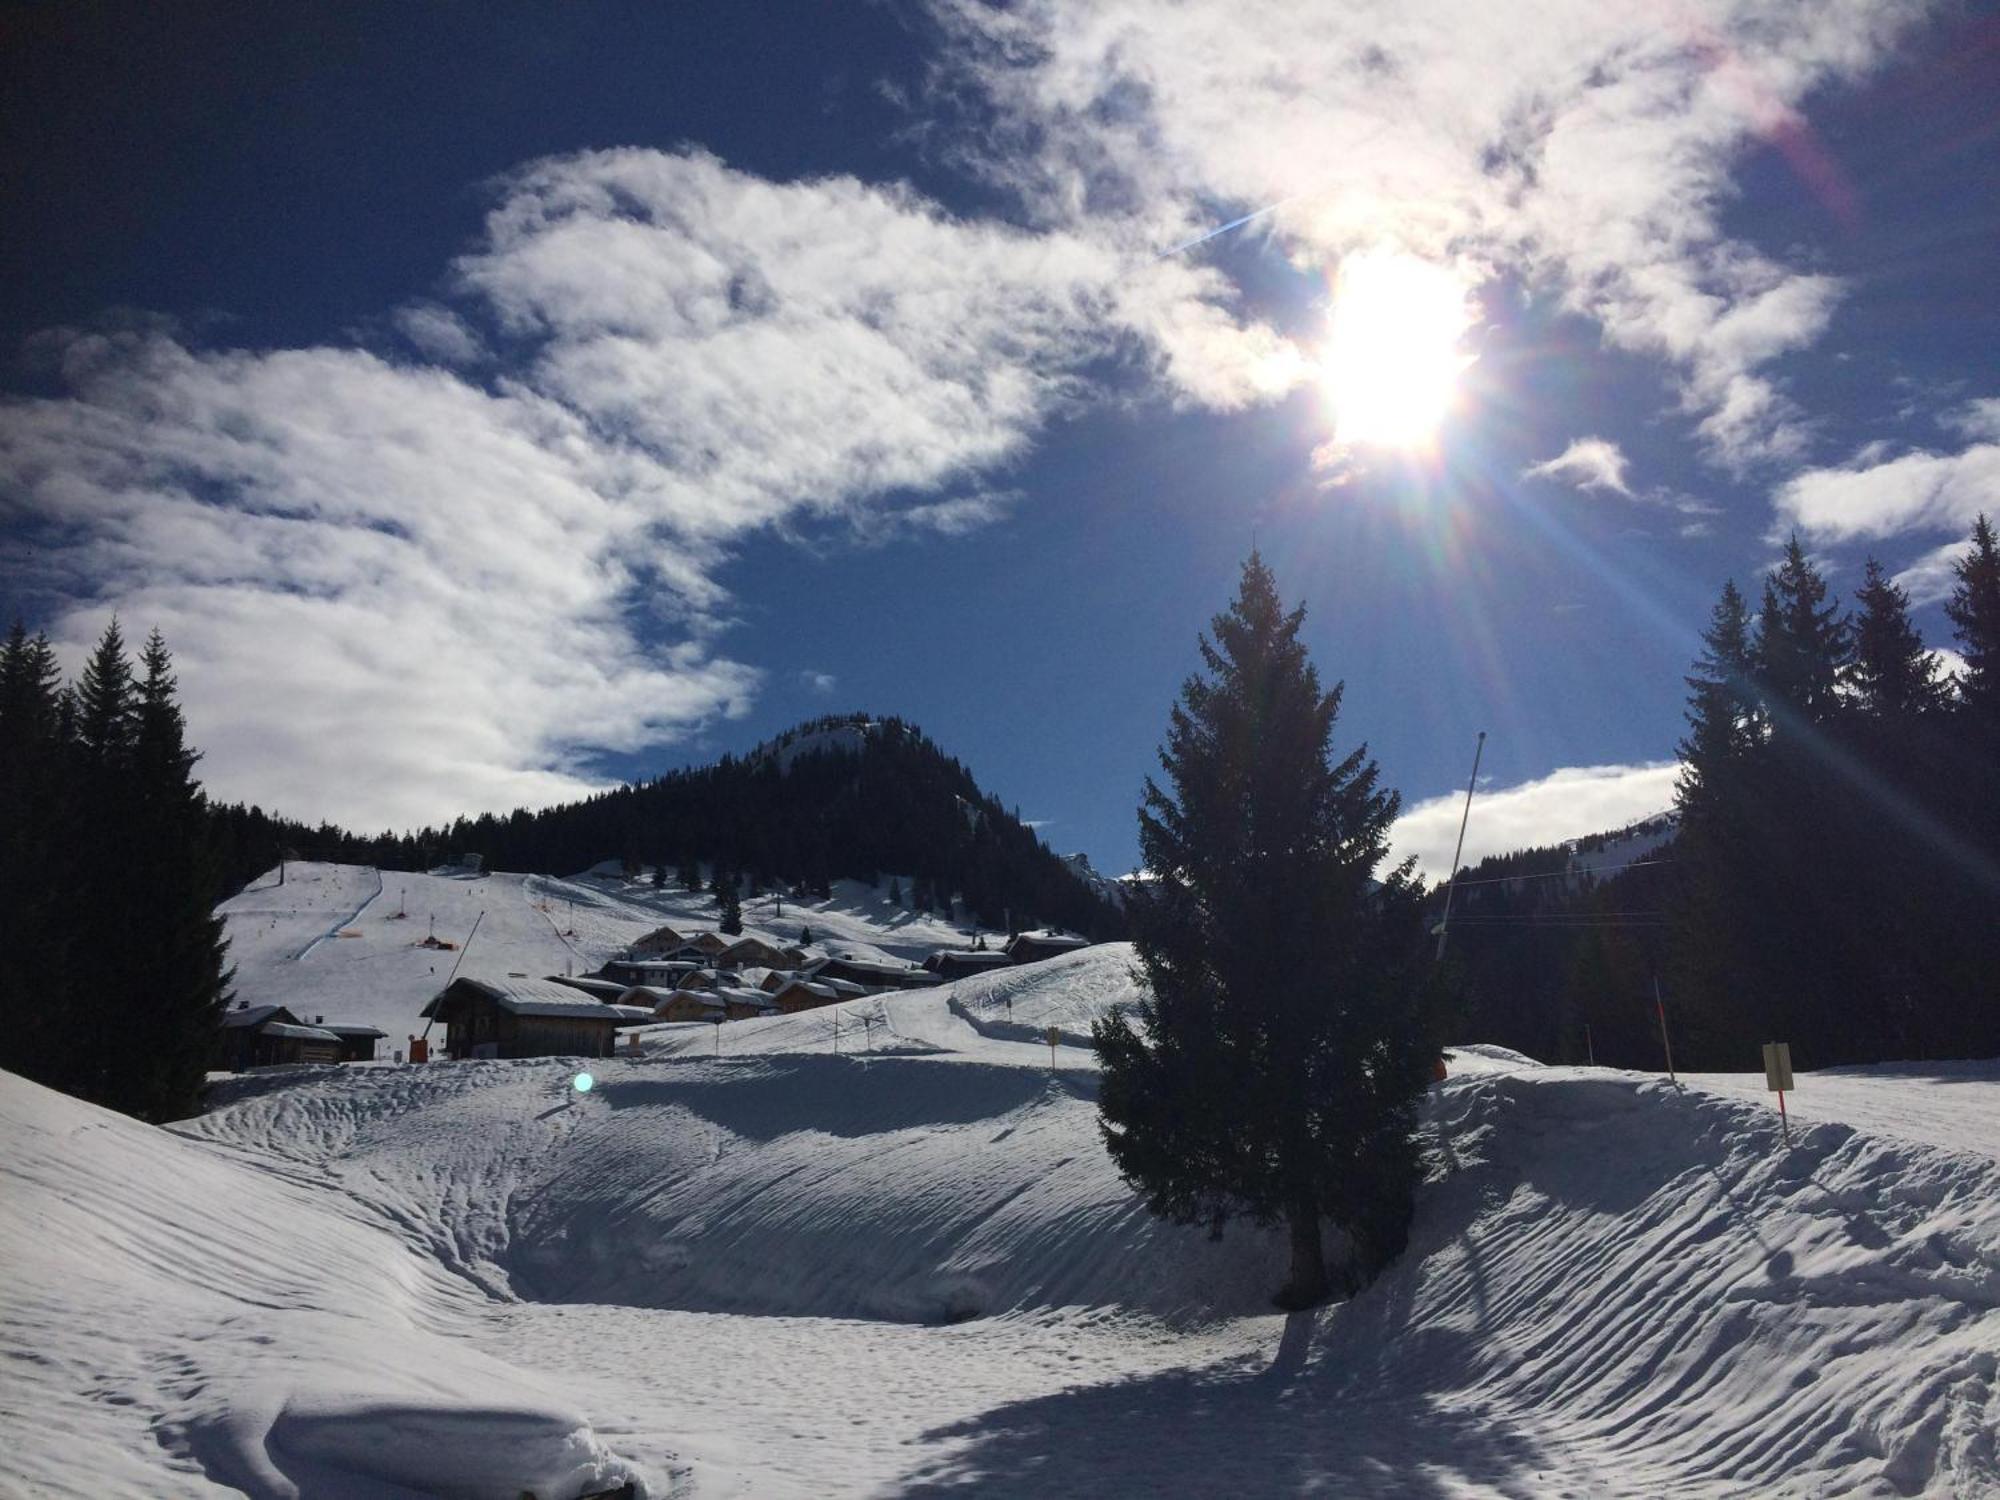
left=7, top=937, right=1999, bottom=1495
left=215, top=861, right=982, bottom=1045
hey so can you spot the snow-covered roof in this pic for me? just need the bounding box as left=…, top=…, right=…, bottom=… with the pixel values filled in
left=315, top=1023, right=386, bottom=1038
left=222, top=1004, right=291, bottom=1029
left=259, top=1022, right=340, bottom=1042
left=423, top=977, right=629, bottom=1022
left=1009, top=929, right=1087, bottom=946
left=551, top=976, right=629, bottom=998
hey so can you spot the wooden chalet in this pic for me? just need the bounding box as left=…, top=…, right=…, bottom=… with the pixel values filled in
left=316, top=1022, right=387, bottom=1063
left=923, top=949, right=1017, bottom=981
left=771, top=979, right=839, bottom=1014
left=216, top=1004, right=343, bottom=1070
left=1004, top=930, right=1092, bottom=965
left=718, top=986, right=776, bottom=1019
left=801, top=953, right=930, bottom=993
left=599, top=957, right=701, bottom=989
left=717, top=936, right=807, bottom=970
left=629, top=923, right=687, bottom=956
left=419, top=977, right=627, bottom=1060
left=635, top=986, right=726, bottom=1023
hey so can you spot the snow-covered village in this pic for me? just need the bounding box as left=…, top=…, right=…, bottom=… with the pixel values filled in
left=4, top=5, right=2000, bottom=1498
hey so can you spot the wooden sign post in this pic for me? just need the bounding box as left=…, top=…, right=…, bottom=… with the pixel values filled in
left=1762, top=1041, right=1794, bottom=1144
left=1046, top=1025, right=1060, bottom=1069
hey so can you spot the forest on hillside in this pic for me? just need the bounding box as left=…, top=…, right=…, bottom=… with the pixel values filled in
left=1441, top=522, right=2000, bottom=1072
left=206, top=716, right=1126, bottom=941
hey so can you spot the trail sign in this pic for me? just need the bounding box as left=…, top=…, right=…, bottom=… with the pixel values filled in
left=1046, top=1025, right=1061, bottom=1068
left=1762, top=1041, right=1794, bottom=1143
left=1761, top=1042, right=1793, bottom=1092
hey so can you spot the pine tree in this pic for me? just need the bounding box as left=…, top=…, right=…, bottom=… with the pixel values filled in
left=887, top=877, right=903, bottom=908
left=1847, top=559, right=1947, bottom=719
left=720, top=879, right=744, bottom=937
left=678, top=852, right=702, bottom=892
left=1945, top=514, right=2000, bottom=736
left=0, top=623, right=77, bottom=1092
left=799, top=925, right=814, bottom=947
left=119, top=631, right=233, bottom=1120
left=1754, top=535, right=1849, bottom=731
left=1093, top=554, right=1436, bottom=1308
left=650, top=861, right=667, bottom=888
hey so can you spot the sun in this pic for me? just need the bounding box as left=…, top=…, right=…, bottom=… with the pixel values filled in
left=1319, top=249, right=1475, bottom=452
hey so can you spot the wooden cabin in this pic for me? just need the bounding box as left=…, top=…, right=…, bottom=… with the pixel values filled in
left=599, top=957, right=701, bottom=989
left=801, top=953, right=925, bottom=994
left=771, top=979, right=839, bottom=1014
left=216, top=1004, right=343, bottom=1070
left=1004, top=930, right=1092, bottom=965
left=718, top=986, right=776, bottom=1020
left=316, top=1022, right=386, bottom=1063
left=717, top=936, right=807, bottom=971
left=419, top=977, right=627, bottom=1060
left=924, top=949, right=1017, bottom=981
left=629, top=923, right=686, bottom=956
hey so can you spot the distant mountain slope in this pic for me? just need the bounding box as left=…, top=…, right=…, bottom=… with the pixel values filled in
left=434, top=715, right=1124, bottom=939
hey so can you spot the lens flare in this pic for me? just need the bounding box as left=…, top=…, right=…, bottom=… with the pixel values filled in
left=573, top=1071, right=594, bottom=1093
left=1320, top=249, right=1476, bottom=451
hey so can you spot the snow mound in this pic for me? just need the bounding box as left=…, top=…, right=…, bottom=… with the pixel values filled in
left=0, top=1068, right=655, bottom=1498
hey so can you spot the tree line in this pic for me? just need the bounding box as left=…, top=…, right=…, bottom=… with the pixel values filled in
left=0, top=621, right=232, bottom=1121
left=1441, top=517, right=2000, bottom=1071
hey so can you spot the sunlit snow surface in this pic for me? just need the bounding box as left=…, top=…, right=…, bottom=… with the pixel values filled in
left=5, top=875, right=1999, bottom=1496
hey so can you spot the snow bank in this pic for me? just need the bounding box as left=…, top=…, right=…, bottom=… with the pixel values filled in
left=0, top=1069, right=654, bottom=1498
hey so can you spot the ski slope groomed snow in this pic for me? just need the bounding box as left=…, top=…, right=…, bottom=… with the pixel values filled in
left=4, top=937, right=1998, bottom=1496
left=214, top=861, right=987, bottom=1046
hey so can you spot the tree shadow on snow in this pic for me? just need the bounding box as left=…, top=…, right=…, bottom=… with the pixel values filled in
left=889, top=1312, right=1555, bottom=1498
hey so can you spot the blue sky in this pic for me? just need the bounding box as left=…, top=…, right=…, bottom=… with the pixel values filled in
left=3, top=1, right=1996, bottom=877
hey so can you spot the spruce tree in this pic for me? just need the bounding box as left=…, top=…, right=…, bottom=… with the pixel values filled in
left=1848, top=559, right=1947, bottom=719
left=0, top=624, right=77, bottom=1091
left=1754, top=535, right=1849, bottom=731
left=121, top=631, right=233, bottom=1120
left=1945, top=514, right=2000, bottom=736
left=720, top=879, right=744, bottom=937
left=1093, top=554, right=1436, bottom=1308
left=679, top=852, right=702, bottom=892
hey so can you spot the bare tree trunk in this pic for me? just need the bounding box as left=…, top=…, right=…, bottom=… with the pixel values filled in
left=1276, top=1197, right=1327, bottom=1310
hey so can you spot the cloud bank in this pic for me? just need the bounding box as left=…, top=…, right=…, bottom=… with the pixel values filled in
left=1, top=150, right=1259, bottom=828
left=1390, top=761, right=1680, bottom=881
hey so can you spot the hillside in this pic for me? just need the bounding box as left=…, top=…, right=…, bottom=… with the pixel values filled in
left=216, top=859, right=987, bottom=1042
left=7, top=947, right=1998, bottom=1495
left=211, top=715, right=1125, bottom=943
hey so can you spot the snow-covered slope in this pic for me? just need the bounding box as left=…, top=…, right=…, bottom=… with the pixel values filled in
left=8, top=937, right=1999, bottom=1496
left=216, top=861, right=982, bottom=1044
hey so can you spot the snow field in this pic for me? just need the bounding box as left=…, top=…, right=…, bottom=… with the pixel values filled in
left=9, top=892, right=1999, bottom=1496
left=214, top=861, right=979, bottom=1045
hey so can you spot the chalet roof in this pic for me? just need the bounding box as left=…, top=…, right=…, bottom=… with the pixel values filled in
left=260, top=1022, right=341, bottom=1042
left=924, top=949, right=1016, bottom=971
left=803, top=954, right=917, bottom=981
left=222, top=1004, right=295, bottom=1029
left=1010, top=929, right=1088, bottom=946
left=421, top=977, right=628, bottom=1022
left=316, top=1023, right=386, bottom=1038
left=717, top=985, right=775, bottom=1007
left=607, top=1004, right=655, bottom=1023
left=551, top=976, right=629, bottom=998
left=773, top=979, right=838, bottom=1002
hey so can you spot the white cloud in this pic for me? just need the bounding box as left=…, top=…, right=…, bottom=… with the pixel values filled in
left=1894, top=538, right=1973, bottom=608
left=1772, top=419, right=2000, bottom=545
left=1389, top=761, right=1679, bottom=881
left=929, top=0, right=1930, bottom=465
left=1, top=148, right=1256, bottom=830
left=1523, top=437, right=1630, bottom=495
left=392, top=303, right=487, bottom=366
left=799, top=670, right=838, bottom=695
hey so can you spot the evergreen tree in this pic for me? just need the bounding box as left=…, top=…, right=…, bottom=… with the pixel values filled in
left=650, top=860, right=667, bottom=888
left=887, top=877, right=903, bottom=908
left=1847, top=559, right=1947, bottom=719
left=1093, top=555, right=1437, bottom=1308
left=118, top=632, right=233, bottom=1120
left=1754, top=535, right=1849, bottom=731
left=720, top=879, right=744, bottom=936
left=799, top=925, right=813, bottom=947
left=0, top=623, right=77, bottom=1092
left=678, top=852, right=702, bottom=892
left=1945, top=514, right=2000, bottom=736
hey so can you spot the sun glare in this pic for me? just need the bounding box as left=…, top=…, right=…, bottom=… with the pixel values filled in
left=1320, top=249, right=1475, bottom=452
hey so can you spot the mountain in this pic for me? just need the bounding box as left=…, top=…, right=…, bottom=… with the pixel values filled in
left=419, top=715, right=1123, bottom=940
